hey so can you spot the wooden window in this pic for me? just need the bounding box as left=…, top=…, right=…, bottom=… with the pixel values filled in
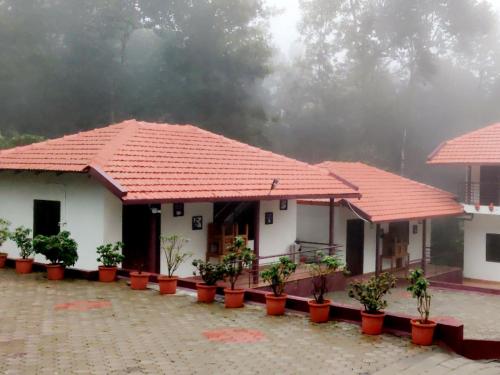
left=33, top=200, right=61, bottom=237
left=486, top=233, right=500, bottom=263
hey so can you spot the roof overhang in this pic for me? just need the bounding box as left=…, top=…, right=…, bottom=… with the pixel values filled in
left=86, top=165, right=127, bottom=198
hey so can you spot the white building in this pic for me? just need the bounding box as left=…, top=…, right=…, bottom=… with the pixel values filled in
left=0, top=120, right=359, bottom=277
left=297, top=162, right=463, bottom=276
left=428, top=123, right=500, bottom=282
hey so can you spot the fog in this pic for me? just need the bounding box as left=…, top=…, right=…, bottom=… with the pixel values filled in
left=1, top=0, right=500, bottom=192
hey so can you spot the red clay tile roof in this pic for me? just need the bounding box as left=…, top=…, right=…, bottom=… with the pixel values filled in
left=298, top=161, right=463, bottom=223
left=428, top=123, right=500, bottom=165
left=0, top=120, right=360, bottom=203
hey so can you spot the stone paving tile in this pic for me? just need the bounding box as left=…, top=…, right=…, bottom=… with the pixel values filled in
left=327, top=286, right=500, bottom=340
left=0, top=269, right=498, bottom=375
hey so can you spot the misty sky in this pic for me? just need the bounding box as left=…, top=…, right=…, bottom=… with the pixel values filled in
left=267, top=0, right=500, bottom=58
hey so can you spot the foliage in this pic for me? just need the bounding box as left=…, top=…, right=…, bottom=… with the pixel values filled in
left=0, top=218, right=10, bottom=249
left=0, top=132, right=44, bottom=150
left=308, top=252, right=343, bottom=304
left=260, top=256, right=297, bottom=297
left=96, top=242, right=125, bottom=267
left=348, top=272, right=397, bottom=314
left=10, top=226, right=33, bottom=259
left=160, top=234, right=190, bottom=277
left=407, top=269, right=432, bottom=324
left=0, top=0, right=272, bottom=141
left=192, top=259, right=225, bottom=286
left=222, top=236, right=255, bottom=290
left=33, top=231, right=78, bottom=267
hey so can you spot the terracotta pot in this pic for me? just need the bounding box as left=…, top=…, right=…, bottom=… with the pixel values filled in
left=0, top=253, right=7, bottom=268
left=361, top=311, right=385, bottom=335
left=410, top=319, right=437, bottom=346
left=224, top=288, right=245, bottom=308
left=98, top=266, right=117, bottom=282
left=308, top=299, right=331, bottom=323
left=158, top=275, right=178, bottom=295
left=130, top=272, right=149, bottom=290
left=265, top=293, right=287, bottom=316
left=47, top=264, right=65, bottom=280
left=15, top=258, right=33, bottom=274
left=196, top=283, right=217, bottom=303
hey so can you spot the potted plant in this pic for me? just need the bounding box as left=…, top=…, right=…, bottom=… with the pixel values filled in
left=0, top=219, right=10, bottom=268
left=130, top=263, right=150, bottom=290
left=192, top=259, right=225, bottom=303
left=221, top=236, right=255, bottom=308
left=260, top=256, right=297, bottom=316
left=33, top=231, right=78, bottom=280
left=407, top=269, right=437, bottom=346
left=96, top=242, right=125, bottom=282
left=158, top=235, right=190, bottom=294
left=348, top=272, right=396, bottom=335
left=307, top=252, right=343, bottom=323
left=11, top=226, right=34, bottom=274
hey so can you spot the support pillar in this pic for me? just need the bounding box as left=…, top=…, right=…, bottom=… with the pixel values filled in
left=329, top=198, right=335, bottom=255
left=375, top=224, right=381, bottom=276
left=252, top=201, right=260, bottom=284
left=422, top=219, right=427, bottom=275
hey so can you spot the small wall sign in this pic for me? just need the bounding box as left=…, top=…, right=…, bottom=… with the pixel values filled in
left=192, top=215, right=203, bottom=230
left=279, top=199, right=288, bottom=210
left=173, top=203, right=184, bottom=217
left=265, top=212, right=273, bottom=225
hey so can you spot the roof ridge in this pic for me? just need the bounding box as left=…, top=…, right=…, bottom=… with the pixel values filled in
left=89, top=120, right=140, bottom=169
left=448, top=122, right=500, bottom=144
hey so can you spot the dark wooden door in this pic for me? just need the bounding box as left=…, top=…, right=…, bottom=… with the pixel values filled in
left=480, top=166, right=500, bottom=205
left=122, top=205, right=160, bottom=273
left=346, top=219, right=364, bottom=276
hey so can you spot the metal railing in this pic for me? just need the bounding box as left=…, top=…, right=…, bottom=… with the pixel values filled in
left=460, top=182, right=500, bottom=205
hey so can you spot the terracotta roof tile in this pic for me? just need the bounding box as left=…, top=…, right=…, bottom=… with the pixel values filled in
left=0, top=120, right=359, bottom=202
left=298, top=162, right=463, bottom=223
left=427, top=123, right=500, bottom=165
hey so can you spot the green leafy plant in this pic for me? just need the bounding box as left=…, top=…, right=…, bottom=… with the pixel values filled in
left=222, top=236, right=255, bottom=290
left=11, top=226, right=33, bottom=259
left=33, top=231, right=78, bottom=267
left=160, top=234, right=191, bottom=277
left=348, top=272, right=396, bottom=314
left=192, top=259, right=225, bottom=286
left=0, top=219, right=10, bottom=250
left=308, top=252, right=344, bottom=304
left=96, top=242, right=125, bottom=267
left=261, top=256, right=297, bottom=297
left=407, top=269, right=432, bottom=324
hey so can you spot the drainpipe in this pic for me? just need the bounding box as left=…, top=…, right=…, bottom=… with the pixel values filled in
left=375, top=224, right=381, bottom=276
left=421, top=219, right=427, bottom=275
left=329, top=198, right=335, bottom=255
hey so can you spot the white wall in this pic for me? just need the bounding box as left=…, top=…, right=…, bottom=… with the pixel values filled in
left=160, top=202, right=213, bottom=277
left=0, top=172, right=122, bottom=270
left=259, top=200, right=298, bottom=263
left=464, top=214, right=500, bottom=281
left=297, top=203, right=432, bottom=274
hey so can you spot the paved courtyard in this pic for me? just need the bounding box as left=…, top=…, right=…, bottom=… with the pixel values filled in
left=327, top=286, right=500, bottom=341
left=1, top=269, right=499, bottom=375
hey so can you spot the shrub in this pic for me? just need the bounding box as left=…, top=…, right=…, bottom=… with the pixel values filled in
left=261, top=256, right=297, bottom=297
left=0, top=219, right=10, bottom=250
left=308, top=252, right=344, bottom=304
left=96, top=242, right=125, bottom=267
left=222, top=236, right=255, bottom=290
left=192, top=259, right=225, bottom=286
left=33, top=231, right=78, bottom=267
left=160, top=234, right=190, bottom=277
left=407, top=269, right=432, bottom=323
left=11, top=226, right=33, bottom=259
left=348, top=272, right=396, bottom=314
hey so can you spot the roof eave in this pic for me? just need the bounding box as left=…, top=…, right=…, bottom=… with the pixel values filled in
left=87, top=165, right=128, bottom=199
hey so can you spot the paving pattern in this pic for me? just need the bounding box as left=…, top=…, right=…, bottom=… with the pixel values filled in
left=0, top=269, right=499, bottom=375
left=327, top=286, right=500, bottom=340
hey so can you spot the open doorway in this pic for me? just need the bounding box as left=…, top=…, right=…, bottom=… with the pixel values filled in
left=346, top=219, right=364, bottom=276
left=122, top=205, right=161, bottom=273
